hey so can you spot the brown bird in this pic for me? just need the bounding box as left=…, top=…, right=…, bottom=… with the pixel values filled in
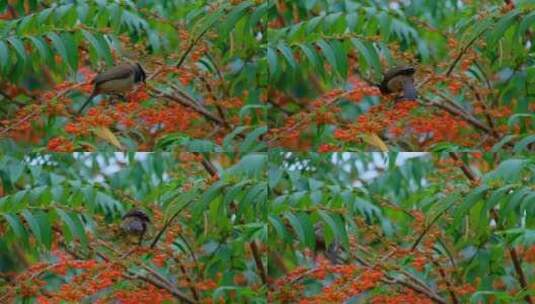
left=121, top=208, right=150, bottom=245
left=78, top=62, right=146, bottom=114
left=314, top=223, right=344, bottom=264
left=379, top=66, right=417, bottom=100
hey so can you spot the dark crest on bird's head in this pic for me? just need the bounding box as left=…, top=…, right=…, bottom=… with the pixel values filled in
left=134, top=63, right=146, bottom=83
left=122, top=208, right=150, bottom=223
left=383, top=66, right=416, bottom=81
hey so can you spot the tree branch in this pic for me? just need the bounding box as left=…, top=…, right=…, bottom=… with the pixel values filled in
left=445, top=29, right=488, bottom=76
left=149, top=86, right=225, bottom=126
left=357, top=255, right=447, bottom=304
left=449, top=153, right=533, bottom=304
left=250, top=241, right=268, bottom=285
left=176, top=27, right=211, bottom=69
left=421, top=96, right=493, bottom=135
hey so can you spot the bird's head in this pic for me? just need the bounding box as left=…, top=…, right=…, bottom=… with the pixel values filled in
left=121, top=208, right=150, bottom=235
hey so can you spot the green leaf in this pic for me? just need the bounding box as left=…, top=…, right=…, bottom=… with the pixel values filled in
left=317, top=210, right=347, bottom=248
left=223, top=126, right=248, bottom=152
left=239, top=104, right=267, bottom=119
left=483, top=185, right=515, bottom=215
left=239, top=126, right=267, bottom=153
left=316, top=39, right=338, bottom=75
left=28, top=36, right=53, bottom=67
left=248, top=2, right=269, bottom=30
left=226, top=153, right=267, bottom=178
left=55, top=208, right=88, bottom=249
left=82, top=30, right=107, bottom=63
left=47, top=32, right=70, bottom=70
left=502, top=187, right=531, bottom=216
left=377, top=12, right=393, bottom=41
left=516, top=10, right=535, bottom=41
left=268, top=215, right=288, bottom=242
left=285, top=212, right=314, bottom=249
left=277, top=42, right=296, bottom=70
left=147, top=30, right=161, bottom=53
left=330, top=39, right=348, bottom=78
left=7, top=161, right=24, bottom=183
left=507, top=113, right=534, bottom=129
left=488, top=10, right=521, bottom=45
left=21, top=210, right=42, bottom=245
left=453, top=185, right=490, bottom=227
left=222, top=1, right=253, bottom=35
left=195, top=180, right=226, bottom=215
left=267, top=46, right=279, bottom=77
left=7, top=37, right=26, bottom=64
left=223, top=180, right=247, bottom=208
left=268, top=166, right=283, bottom=189
left=491, top=135, right=516, bottom=152
left=95, top=34, right=113, bottom=65
left=483, top=159, right=530, bottom=183
left=351, top=38, right=381, bottom=76
left=0, top=40, right=9, bottom=72
left=240, top=183, right=267, bottom=212
left=297, top=43, right=319, bottom=68
left=193, top=5, right=226, bottom=37
left=164, top=190, right=198, bottom=221
left=2, top=213, right=29, bottom=246
left=62, top=32, right=79, bottom=71
left=514, top=135, right=535, bottom=152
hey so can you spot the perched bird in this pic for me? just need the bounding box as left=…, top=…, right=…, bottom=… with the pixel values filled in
left=78, top=62, right=146, bottom=114
left=121, top=208, right=151, bottom=245
left=314, top=223, right=345, bottom=264
left=378, top=66, right=417, bottom=100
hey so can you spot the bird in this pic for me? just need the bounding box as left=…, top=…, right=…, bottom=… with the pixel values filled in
left=121, top=208, right=151, bottom=245
left=77, top=62, right=146, bottom=114
left=314, top=223, right=345, bottom=264
left=378, top=66, right=417, bottom=100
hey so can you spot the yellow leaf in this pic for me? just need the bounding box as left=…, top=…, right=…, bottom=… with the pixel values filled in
left=93, top=126, right=123, bottom=150
left=360, top=133, right=388, bottom=152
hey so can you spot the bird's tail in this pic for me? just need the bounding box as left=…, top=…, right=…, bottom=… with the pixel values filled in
left=401, top=79, right=417, bottom=100
left=77, top=94, right=96, bottom=115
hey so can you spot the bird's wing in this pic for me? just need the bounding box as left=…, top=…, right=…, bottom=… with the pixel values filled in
left=383, top=67, right=415, bottom=81
left=93, top=64, right=134, bottom=86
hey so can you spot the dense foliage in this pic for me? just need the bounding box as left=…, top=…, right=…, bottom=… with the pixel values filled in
left=0, top=0, right=267, bottom=151
left=268, top=152, right=535, bottom=303
left=266, top=0, right=534, bottom=151
left=0, top=152, right=267, bottom=303
left=0, top=0, right=534, bottom=303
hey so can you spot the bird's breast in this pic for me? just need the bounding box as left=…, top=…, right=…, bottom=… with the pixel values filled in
left=387, top=76, right=406, bottom=93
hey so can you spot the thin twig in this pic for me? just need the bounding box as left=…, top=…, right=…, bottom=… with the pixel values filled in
left=174, top=257, right=200, bottom=300
left=432, top=260, right=459, bottom=304
left=250, top=241, right=268, bottom=285
left=411, top=203, right=456, bottom=251
left=466, top=82, right=499, bottom=137
left=446, top=29, right=488, bottom=76
left=176, top=27, right=211, bottom=69
left=150, top=201, right=193, bottom=249
left=199, top=156, right=218, bottom=177
left=449, top=153, right=479, bottom=183
left=149, top=86, right=225, bottom=126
